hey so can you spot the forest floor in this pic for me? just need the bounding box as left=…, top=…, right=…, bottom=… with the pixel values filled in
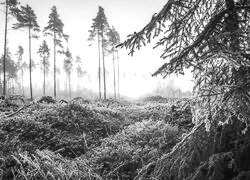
left=0, top=95, right=249, bottom=180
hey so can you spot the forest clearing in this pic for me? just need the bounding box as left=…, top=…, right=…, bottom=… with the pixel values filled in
left=1, top=0, right=250, bottom=179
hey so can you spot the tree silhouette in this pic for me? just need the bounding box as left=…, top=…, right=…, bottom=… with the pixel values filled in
left=75, top=55, right=85, bottom=91
left=0, top=48, right=18, bottom=94
left=108, top=26, right=120, bottom=99
left=38, top=40, right=50, bottom=96
left=44, top=6, right=69, bottom=98
left=88, top=6, right=110, bottom=100
left=16, top=45, right=25, bottom=95
left=63, top=48, right=73, bottom=98
left=13, top=4, right=40, bottom=100
left=2, top=0, right=18, bottom=97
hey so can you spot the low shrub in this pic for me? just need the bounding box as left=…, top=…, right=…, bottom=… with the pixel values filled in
left=88, top=120, right=179, bottom=179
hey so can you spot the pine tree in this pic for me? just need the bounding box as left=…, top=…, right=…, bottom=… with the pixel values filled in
left=2, top=0, right=18, bottom=97
left=108, top=26, right=120, bottom=99
left=0, top=48, right=18, bottom=94
left=120, top=0, right=250, bottom=124
left=75, top=55, right=83, bottom=91
left=117, top=51, right=120, bottom=98
left=119, top=0, right=250, bottom=179
left=44, top=6, right=69, bottom=99
left=16, top=45, right=24, bottom=95
left=63, top=48, right=73, bottom=99
left=13, top=4, right=40, bottom=100
left=88, top=6, right=110, bottom=100
left=38, top=40, right=50, bottom=96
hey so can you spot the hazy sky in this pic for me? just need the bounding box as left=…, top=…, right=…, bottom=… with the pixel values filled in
left=0, top=0, right=193, bottom=98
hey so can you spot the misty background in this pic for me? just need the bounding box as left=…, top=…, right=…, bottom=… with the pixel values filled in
left=0, top=0, right=193, bottom=99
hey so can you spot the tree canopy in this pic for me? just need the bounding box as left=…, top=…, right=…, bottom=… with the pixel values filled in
left=88, top=6, right=111, bottom=99
left=44, top=5, right=68, bottom=98
left=16, top=45, right=24, bottom=69
left=108, top=26, right=120, bottom=52
left=12, top=4, right=40, bottom=34
left=44, top=5, right=69, bottom=49
left=120, top=0, right=250, bottom=127
left=0, top=49, right=18, bottom=80
left=63, top=48, right=73, bottom=75
left=88, top=6, right=110, bottom=42
left=38, top=40, right=50, bottom=73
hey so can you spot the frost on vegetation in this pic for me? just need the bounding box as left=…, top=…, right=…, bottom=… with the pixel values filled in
left=0, top=149, right=102, bottom=180
left=88, top=119, right=179, bottom=179
left=4, top=96, right=243, bottom=180
left=0, top=96, right=188, bottom=179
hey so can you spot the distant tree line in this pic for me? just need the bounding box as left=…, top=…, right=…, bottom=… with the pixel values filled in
left=88, top=6, right=121, bottom=100
left=0, top=2, right=121, bottom=100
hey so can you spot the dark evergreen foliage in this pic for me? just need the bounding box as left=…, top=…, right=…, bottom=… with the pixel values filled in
left=12, top=4, right=40, bottom=100
left=2, top=0, right=18, bottom=97
left=63, top=48, right=73, bottom=98
left=43, top=6, right=69, bottom=98
left=88, top=6, right=111, bottom=100
left=119, top=0, right=250, bottom=179
left=38, top=40, right=50, bottom=96
left=108, top=26, right=121, bottom=99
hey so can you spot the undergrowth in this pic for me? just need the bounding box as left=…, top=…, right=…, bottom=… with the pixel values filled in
left=1, top=96, right=248, bottom=179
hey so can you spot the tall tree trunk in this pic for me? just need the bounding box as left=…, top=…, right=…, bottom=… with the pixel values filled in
left=101, top=31, right=106, bottom=100
left=112, top=50, right=116, bottom=99
left=53, top=32, right=57, bottom=98
left=117, top=51, right=120, bottom=98
left=0, top=76, right=2, bottom=95
left=21, top=69, right=24, bottom=96
left=29, top=27, right=33, bottom=100
left=81, top=75, right=83, bottom=92
left=43, top=57, right=46, bottom=96
left=3, top=0, right=8, bottom=98
left=12, top=78, right=14, bottom=94
left=97, top=34, right=101, bottom=99
left=65, top=76, right=68, bottom=96
left=77, top=72, right=80, bottom=93
left=69, top=72, right=71, bottom=99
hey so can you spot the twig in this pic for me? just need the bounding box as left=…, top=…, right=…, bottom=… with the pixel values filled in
left=134, top=161, right=156, bottom=180
left=162, top=122, right=204, bottom=158
left=106, top=162, right=127, bottom=177
left=6, top=103, right=33, bottom=118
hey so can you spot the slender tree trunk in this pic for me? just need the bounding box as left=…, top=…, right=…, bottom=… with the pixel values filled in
left=43, top=57, right=46, bottom=96
left=69, top=72, right=71, bottom=99
left=21, top=69, right=24, bottom=96
left=77, top=72, right=80, bottom=93
left=117, top=51, right=120, bottom=98
left=65, top=76, right=68, bottom=96
left=29, top=27, right=33, bottom=100
left=112, top=50, right=116, bottom=99
left=3, top=0, right=8, bottom=97
left=97, top=34, right=101, bottom=99
left=0, top=76, right=2, bottom=95
left=101, top=30, right=106, bottom=100
left=81, top=75, right=83, bottom=91
left=12, top=79, right=14, bottom=94
left=53, top=32, right=57, bottom=98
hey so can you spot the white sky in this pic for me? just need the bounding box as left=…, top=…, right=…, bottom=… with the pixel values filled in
left=0, top=0, right=193, bottom=98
